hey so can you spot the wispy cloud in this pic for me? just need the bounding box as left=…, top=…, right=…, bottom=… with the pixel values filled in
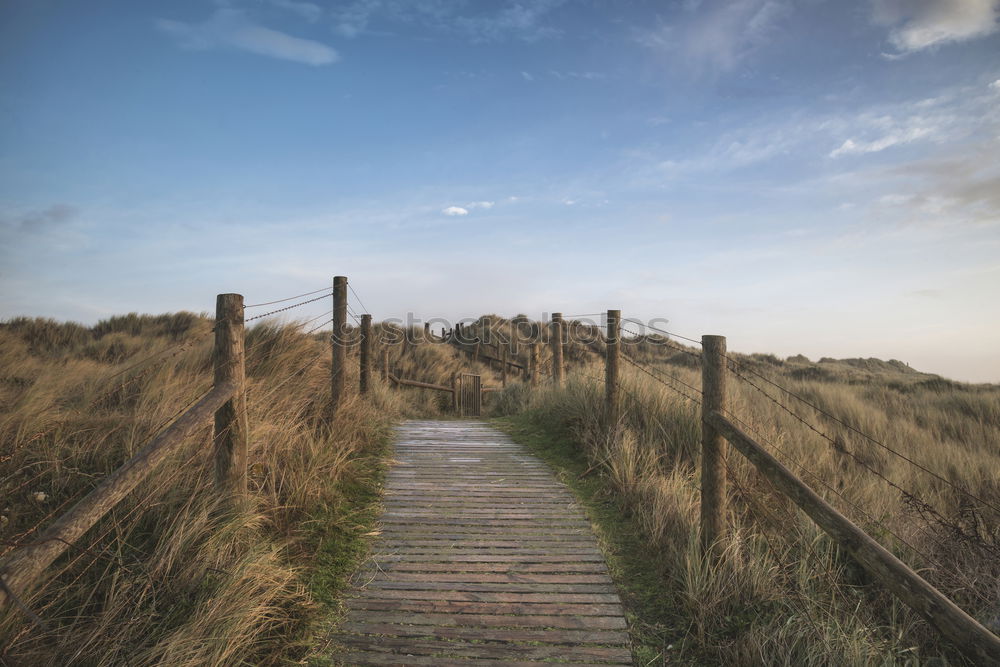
left=830, top=126, right=933, bottom=157
left=267, top=0, right=323, bottom=23
left=466, top=201, right=494, bottom=210
left=1, top=204, right=78, bottom=233
left=329, top=0, right=565, bottom=42
left=442, top=206, right=469, bottom=216
left=872, top=0, right=1000, bottom=55
left=156, top=9, right=339, bottom=65
left=637, top=0, right=792, bottom=73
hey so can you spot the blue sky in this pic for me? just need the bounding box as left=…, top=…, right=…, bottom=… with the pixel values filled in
left=1, top=0, right=998, bottom=381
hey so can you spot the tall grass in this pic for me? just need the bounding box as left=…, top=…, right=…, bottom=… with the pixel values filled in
left=0, top=314, right=425, bottom=665
left=507, top=343, right=1000, bottom=665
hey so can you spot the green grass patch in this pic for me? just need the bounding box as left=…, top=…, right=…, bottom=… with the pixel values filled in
left=301, top=427, right=394, bottom=663
left=494, top=413, right=695, bottom=666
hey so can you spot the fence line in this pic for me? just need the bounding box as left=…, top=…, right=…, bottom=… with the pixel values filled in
left=4, top=289, right=998, bottom=664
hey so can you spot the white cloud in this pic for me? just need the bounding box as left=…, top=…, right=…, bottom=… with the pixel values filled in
left=521, top=71, right=534, bottom=81
left=156, top=9, right=339, bottom=65
left=442, top=206, right=469, bottom=216
left=466, top=201, right=495, bottom=209
left=830, top=125, right=933, bottom=157
left=872, top=0, right=1000, bottom=54
left=991, top=79, right=1000, bottom=91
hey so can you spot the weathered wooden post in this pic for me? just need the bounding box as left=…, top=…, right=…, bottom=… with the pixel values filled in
left=423, top=322, right=430, bottom=340
left=451, top=372, right=460, bottom=413
left=381, top=348, right=389, bottom=384
left=550, top=313, right=564, bottom=386
left=701, top=334, right=728, bottom=555
left=605, top=310, right=620, bottom=424
left=360, top=314, right=372, bottom=395
left=474, top=341, right=481, bottom=363
left=330, top=276, right=348, bottom=418
left=529, top=341, right=539, bottom=387
left=501, top=347, right=508, bottom=387
left=214, top=293, right=248, bottom=493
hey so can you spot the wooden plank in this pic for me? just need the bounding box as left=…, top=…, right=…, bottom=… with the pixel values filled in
left=350, top=589, right=622, bottom=604
left=360, top=581, right=617, bottom=593
left=347, top=611, right=627, bottom=630
left=333, top=637, right=632, bottom=663
left=363, top=573, right=613, bottom=585
left=329, top=420, right=630, bottom=664
left=367, top=562, right=608, bottom=573
left=338, top=623, right=628, bottom=645
left=336, top=652, right=626, bottom=667
left=344, top=598, right=623, bottom=616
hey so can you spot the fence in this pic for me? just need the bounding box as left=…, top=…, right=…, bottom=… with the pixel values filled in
left=3, top=281, right=999, bottom=664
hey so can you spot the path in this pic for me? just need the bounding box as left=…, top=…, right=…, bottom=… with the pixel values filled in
left=331, top=419, right=633, bottom=666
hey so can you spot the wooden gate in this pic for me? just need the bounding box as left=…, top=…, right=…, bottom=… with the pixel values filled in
left=460, top=374, right=482, bottom=417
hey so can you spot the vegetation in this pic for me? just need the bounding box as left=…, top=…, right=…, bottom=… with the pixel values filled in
left=492, top=330, right=1000, bottom=665
left=0, top=314, right=465, bottom=665
left=3, top=311, right=998, bottom=665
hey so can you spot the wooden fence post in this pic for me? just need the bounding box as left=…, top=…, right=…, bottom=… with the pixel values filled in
left=605, top=310, right=620, bottom=424
left=529, top=341, right=539, bottom=387
left=424, top=322, right=430, bottom=340
left=705, top=410, right=1000, bottom=665
left=330, top=276, right=347, bottom=418
left=214, top=293, right=248, bottom=493
left=382, top=348, right=389, bottom=384
left=360, top=314, right=372, bottom=395
left=501, top=347, right=508, bottom=387
left=551, top=313, right=564, bottom=386
left=451, top=372, right=460, bottom=413
left=700, top=334, right=728, bottom=555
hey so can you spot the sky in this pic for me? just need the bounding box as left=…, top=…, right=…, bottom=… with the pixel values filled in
left=1, top=0, right=998, bottom=382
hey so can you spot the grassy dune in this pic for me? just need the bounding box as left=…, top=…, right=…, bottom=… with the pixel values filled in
left=0, top=314, right=458, bottom=665
left=2, top=313, right=997, bottom=665
left=496, top=333, right=1000, bottom=665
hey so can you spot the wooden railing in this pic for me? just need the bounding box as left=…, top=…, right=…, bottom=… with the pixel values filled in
left=593, top=312, right=1000, bottom=665
left=1, top=293, right=249, bottom=608
left=6, top=283, right=998, bottom=665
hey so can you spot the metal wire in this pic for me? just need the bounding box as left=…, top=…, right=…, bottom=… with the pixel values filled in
left=620, top=352, right=703, bottom=402
left=724, top=358, right=1000, bottom=515
left=244, top=286, right=332, bottom=308
left=348, top=283, right=371, bottom=316
left=621, top=317, right=703, bottom=346
left=624, top=318, right=1000, bottom=514
left=244, top=292, right=332, bottom=323
left=621, top=325, right=702, bottom=360
left=305, top=318, right=334, bottom=336
left=717, top=404, right=941, bottom=568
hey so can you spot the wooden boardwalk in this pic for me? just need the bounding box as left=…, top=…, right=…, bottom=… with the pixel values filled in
left=332, top=420, right=633, bottom=666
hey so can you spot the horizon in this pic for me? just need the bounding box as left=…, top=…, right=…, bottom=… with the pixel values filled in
left=2, top=1, right=999, bottom=383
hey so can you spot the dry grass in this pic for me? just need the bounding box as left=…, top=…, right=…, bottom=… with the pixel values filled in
left=0, top=313, right=449, bottom=665
left=506, top=336, right=1000, bottom=665
left=4, top=312, right=997, bottom=665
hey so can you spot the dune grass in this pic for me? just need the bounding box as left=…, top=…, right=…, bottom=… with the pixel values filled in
left=0, top=314, right=440, bottom=665
left=3, top=312, right=997, bottom=665
left=492, top=339, right=1000, bottom=665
